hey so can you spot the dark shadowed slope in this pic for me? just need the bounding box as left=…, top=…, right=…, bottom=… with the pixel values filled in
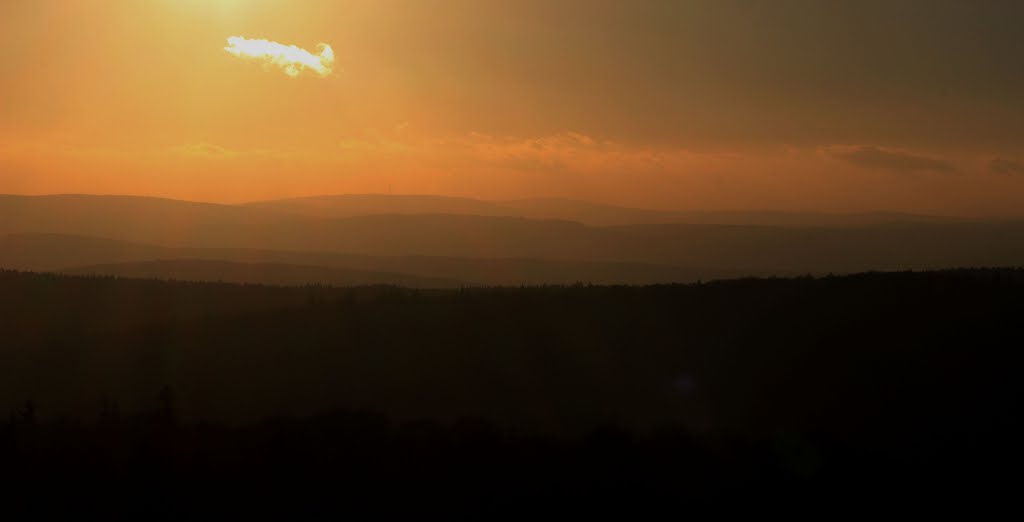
left=61, top=259, right=465, bottom=288
left=0, top=233, right=172, bottom=271
left=4, top=270, right=1022, bottom=512
left=328, top=255, right=764, bottom=286
left=2, top=269, right=1021, bottom=436
left=243, top=194, right=516, bottom=219
left=251, top=214, right=1024, bottom=271
left=244, top=193, right=967, bottom=226
left=2, top=233, right=750, bottom=286
left=500, top=198, right=969, bottom=226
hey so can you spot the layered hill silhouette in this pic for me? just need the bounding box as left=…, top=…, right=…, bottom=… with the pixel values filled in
left=3, top=194, right=1023, bottom=286
left=244, top=194, right=516, bottom=219
left=244, top=194, right=966, bottom=227
left=1, top=233, right=752, bottom=286
left=2, top=208, right=1021, bottom=510
left=62, top=259, right=465, bottom=288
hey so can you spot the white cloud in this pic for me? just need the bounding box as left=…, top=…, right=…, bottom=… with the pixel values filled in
left=225, top=36, right=335, bottom=78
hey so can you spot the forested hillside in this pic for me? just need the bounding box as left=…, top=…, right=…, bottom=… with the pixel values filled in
left=3, top=268, right=1021, bottom=513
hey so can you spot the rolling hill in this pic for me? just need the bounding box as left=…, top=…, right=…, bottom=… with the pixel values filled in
left=244, top=194, right=966, bottom=227
left=243, top=194, right=515, bottom=219
left=2, top=233, right=756, bottom=286
left=3, top=195, right=1023, bottom=278
left=61, top=259, right=466, bottom=288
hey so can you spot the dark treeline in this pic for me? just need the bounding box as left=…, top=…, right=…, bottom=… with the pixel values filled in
left=1, top=268, right=1022, bottom=513
left=0, top=269, right=406, bottom=344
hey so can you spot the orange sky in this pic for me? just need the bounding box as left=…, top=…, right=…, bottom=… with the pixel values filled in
left=1, top=0, right=1022, bottom=215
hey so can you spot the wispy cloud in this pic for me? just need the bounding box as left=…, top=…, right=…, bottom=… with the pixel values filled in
left=172, top=143, right=239, bottom=158
left=333, top=131, right=712, bottom=174
left=989, top=158, right=1024, bottom=176
left=225, top=36, right=335, bottom=78
left=170, top=143, right=289, bottom=160
left=824, top=145, right=956, bottom=173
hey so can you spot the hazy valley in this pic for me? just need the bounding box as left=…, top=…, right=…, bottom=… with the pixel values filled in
left=3, top=194, right=1021, bottom=288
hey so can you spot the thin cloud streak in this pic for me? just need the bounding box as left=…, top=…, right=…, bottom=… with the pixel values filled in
left=824, top=146, right=957, bottom=174
left=990, top=158, right=1024, bottom=176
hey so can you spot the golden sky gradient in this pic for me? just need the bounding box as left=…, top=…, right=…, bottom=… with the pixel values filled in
left=1, top=0, right=1022, bottom=215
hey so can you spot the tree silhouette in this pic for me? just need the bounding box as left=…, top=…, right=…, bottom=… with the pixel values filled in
left=13, top=400, right=35, bottom=426
left=157, top=385, right=177, bottom=426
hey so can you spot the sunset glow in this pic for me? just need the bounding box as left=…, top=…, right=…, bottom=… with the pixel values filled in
left=1, top=2, right=1022, bottom=507
left=0, top=0, right=1022, bottom=216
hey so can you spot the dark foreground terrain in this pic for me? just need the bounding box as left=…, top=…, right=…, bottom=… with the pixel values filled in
left=1, top=269, right=1022, bottom=515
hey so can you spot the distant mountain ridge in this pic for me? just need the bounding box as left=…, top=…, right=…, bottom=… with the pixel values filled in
left=62, top=259, right=465, bottom=289
left=244, top=194, right=515, bottom=220
left=2, top=195, right=1023, bottom=282
left=243, top=193, right=969, bottom=226
left=2, top=233, right=754, bottom=286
